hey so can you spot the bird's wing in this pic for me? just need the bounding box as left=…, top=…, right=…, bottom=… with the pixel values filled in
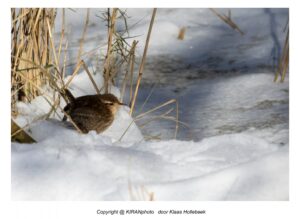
left=71, top=106, right=104, bottom=119
left=70, top=106, right=111, bottom=131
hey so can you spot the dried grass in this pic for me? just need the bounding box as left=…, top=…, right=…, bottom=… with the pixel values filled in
left=128, top=180, right=155, bottom=201
left=274, top=27, right=289, bottom=82
left=11, top=8, right=57, bottom=114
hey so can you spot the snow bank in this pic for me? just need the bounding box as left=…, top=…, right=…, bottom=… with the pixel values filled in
left=147, top=147, right=288, bottom=201
left=14, top=70, right=143, bottom=143
left=11, top=133, right=287, bottom=201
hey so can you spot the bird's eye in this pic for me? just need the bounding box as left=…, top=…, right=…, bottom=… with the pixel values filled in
left=105, top=101, right=114, bottom=105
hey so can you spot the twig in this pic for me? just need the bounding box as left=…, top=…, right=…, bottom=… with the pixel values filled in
left=210, top=8, right=244, bottom=36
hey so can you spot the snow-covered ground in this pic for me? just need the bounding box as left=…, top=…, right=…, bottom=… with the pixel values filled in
left=11, top=8, right=289, bottom=200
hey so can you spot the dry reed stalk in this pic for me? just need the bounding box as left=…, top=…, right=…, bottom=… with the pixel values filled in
left=12, top=9, right=30, bottom=23
left=138, top=108, right=174, bottom=128
left=120, top=40, right=138, bottom=101
left=129, top=42, right=136, bottom=104
left=210, top=8, right=244, bottom=35
left=32, top=8, right=42, bottom=32
left=64, top=60, right=84, bottom=88
left=42, top=94, right=62, bottom=119
left=62, top=40, right=69, bottom=80
left=46, top=17, right=59, bottom=68
left=119, top=58, right=132, bottom=101
left=77, top=9, right=90, bottom=63
left=135, top=99, right=186, bottom=140
left=175, top=101, right=179, bottom=139
left=138, top=110, right=189, bottom=131
left=63, top=59, right=101, bottom=95
left=82, top=60, right=101, bottom=94
left=103, top=8, right=118, bottom=93
left=135, top=98, right=175, bottom=120
left=57, top=9, right=66, bottom=67
left=128, top=179, right=135, bottom=201
left=118, top=99, right=176, bottom=142
left=60, top=109, right=84, bottom=134
left=11, top=118, right=40, bottom=143
left=137, top=83, right=156, bottom=114
left=118, top=120, right=136, bottom=142
left=178, top=27, right=186, bottom=40
left=274, top=28, right=289, bottom=82
left=130, top=8, right=157, bottom=116
left=143, top=134, right=161, bottom=141
left=128, top=180, right=155, bottom=201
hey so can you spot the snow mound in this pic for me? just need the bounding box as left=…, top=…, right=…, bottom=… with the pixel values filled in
left=14, top=70, right=143, bottom=143
left=11, top=133, right=287, bottom=201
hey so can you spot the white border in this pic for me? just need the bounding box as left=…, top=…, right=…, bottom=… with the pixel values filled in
left=8, top=0, right=291, bottom=8
left=1, top=1, right=299, bottom=219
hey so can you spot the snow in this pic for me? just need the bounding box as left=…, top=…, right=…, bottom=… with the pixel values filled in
left=148, top=146, right=288, bottom=201
left=11, top=8, right=288, bottom=201
left=11, top=132, right=288, bottom=201
left=11, top=132, right=286, bottom=200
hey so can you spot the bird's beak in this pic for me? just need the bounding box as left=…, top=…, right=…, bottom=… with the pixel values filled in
left=119, top=102, right=127, bottom=106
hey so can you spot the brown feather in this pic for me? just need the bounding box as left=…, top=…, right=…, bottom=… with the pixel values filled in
left=62, top=91, right=123, bottom=133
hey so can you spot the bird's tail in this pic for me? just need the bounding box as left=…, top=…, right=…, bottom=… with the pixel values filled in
left=64, top=89, right=75, bottom=103
left=59, top=88, right=75, bottom=103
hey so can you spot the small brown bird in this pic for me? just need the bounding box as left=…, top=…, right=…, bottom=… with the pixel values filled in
left=62, top=89, right=125, bottom=134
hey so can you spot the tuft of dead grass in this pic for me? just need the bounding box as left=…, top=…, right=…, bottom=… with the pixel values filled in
left=128, top=180, right=155, bottom=201
left=11, top=9, right=57, bottom=115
